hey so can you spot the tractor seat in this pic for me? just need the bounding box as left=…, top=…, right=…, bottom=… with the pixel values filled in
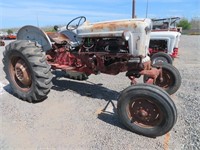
left=46, top=32, right=70, bottom=44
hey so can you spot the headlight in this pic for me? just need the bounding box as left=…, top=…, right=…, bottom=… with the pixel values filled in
left=122, top=31, right=131, bottom=41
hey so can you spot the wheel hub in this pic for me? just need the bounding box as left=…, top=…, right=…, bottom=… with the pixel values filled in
left=156, top=70, right=172, bottom=89
left=138, top=109, right=149, bottom=117
left=14, top=59, right=31, bottom=86
left=153, top=57, right=168, bottom=64
left=129, top=99, right=162, bottom=127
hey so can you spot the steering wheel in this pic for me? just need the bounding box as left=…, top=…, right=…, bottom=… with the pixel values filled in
left=66, top=16, right=86, bottom=31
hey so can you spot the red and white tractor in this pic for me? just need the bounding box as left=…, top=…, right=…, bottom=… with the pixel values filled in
left=2, top=16, right=181, bottom=137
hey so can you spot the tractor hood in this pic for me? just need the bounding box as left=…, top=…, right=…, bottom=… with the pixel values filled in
left=75, top=18, right=152, bottom=58
left=76, top=18, right=152, bottom=38
left=150, top=31, right=181, bottom=39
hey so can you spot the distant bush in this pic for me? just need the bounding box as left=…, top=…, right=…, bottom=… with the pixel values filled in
left=177, top=18, right=191, bottom=30
left=7, top=29, right=13, bottom=34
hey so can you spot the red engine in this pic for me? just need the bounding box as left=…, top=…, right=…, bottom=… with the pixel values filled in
left=46, top=37, right=137, bottom=76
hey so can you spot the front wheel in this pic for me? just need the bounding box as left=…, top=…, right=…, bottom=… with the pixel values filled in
left=144, top=63, right=181, bottom=95
left=117, top=84, right=177, bottom=137
left=151, top=52, right=173, bottom=65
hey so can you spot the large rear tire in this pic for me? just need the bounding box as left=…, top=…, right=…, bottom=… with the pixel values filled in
left=2, top=40, right=53, bottom=103
left=117, top=84, right=177, bottom=137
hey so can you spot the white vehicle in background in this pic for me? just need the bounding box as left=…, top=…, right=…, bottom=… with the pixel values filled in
left=149, top=17, right=181, bottom=64
left=0, top=31, right=4, bottom=37
left=0, top=31, right=6, bottom=46
left=0, top=31, right=8, bottom=39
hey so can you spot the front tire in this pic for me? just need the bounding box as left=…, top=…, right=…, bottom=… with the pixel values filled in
left=144, top=63, right=181, bottom=95
left=2, top=40, right=53, bottom=103
left=117, top=84, right=177, bottom=137
left=151, top=52, right=173, bottom=65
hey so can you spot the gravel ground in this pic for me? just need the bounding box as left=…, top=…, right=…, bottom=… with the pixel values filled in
left=0, top=35, right=200, bottom=150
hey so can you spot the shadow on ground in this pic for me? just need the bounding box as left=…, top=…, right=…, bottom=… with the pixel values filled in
left=3, top=75, right=120, bottom=104
left=52, top=76, right=120, bottom=101
left=97, top=110, right=128, bottom=131
left=3, top=84, right=13, bottom=96
left=3, top=78, right=129, bottom=132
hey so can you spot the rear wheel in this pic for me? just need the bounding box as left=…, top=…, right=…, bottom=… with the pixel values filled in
left=144, top=63, right=181, bottom=95
left=3, top=40, right=53, bottom=102
left=117, top=84, right=177, bottom=137
left=151, top=52, right=173, bottom=65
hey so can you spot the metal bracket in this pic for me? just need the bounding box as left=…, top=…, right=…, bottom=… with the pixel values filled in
left=102, top=99, right=116, bottom=112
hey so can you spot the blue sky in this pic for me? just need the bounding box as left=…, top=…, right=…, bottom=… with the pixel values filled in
left=0, top=0, right=199, bottom=29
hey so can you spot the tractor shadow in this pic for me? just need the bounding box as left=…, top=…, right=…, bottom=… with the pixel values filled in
left=3, top=71, right=128, bottom=131
left=52, top=77, right=128, bottom=131
left=3, top=84, right=13, bottom=96
left=97, top=110, right=128, bottom=131
left=51, top=72, right=129, bottom=131
left=51, top=74, right=120, bottom=102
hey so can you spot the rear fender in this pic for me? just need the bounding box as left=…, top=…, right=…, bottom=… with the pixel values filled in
left=17, top=25, right=52, bottom=51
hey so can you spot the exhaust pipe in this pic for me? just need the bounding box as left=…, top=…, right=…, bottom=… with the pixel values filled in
left=132, top=0, right=135, bottom=18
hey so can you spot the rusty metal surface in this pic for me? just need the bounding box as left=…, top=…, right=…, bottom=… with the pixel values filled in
left=154, top=68, right=173, bottom=90
left=140, top=68, right=162, bottom=83
left=14, top=59, right=32, bottom=86
left=47, top=32, right=70, bottom=44
left=77, top=18, right=151, bottom=38
left=128, top=98, right=163, bottom=127
left=47, top=44, right=154, bottom=77
left=47, top=43, right=163, bottom=84
left=9, top=56, right=32, bottom=92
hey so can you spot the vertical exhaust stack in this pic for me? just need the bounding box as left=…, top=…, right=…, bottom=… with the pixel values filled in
left=132, top=0, right=136, bottom=18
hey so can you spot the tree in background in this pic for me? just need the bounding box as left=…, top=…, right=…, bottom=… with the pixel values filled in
left=177, top=18, right=191, bottom=30
left=7, top=29, right=13, bottom=34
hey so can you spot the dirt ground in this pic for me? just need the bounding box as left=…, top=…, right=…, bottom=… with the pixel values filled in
left=0, top=35, right=200, bottom=150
